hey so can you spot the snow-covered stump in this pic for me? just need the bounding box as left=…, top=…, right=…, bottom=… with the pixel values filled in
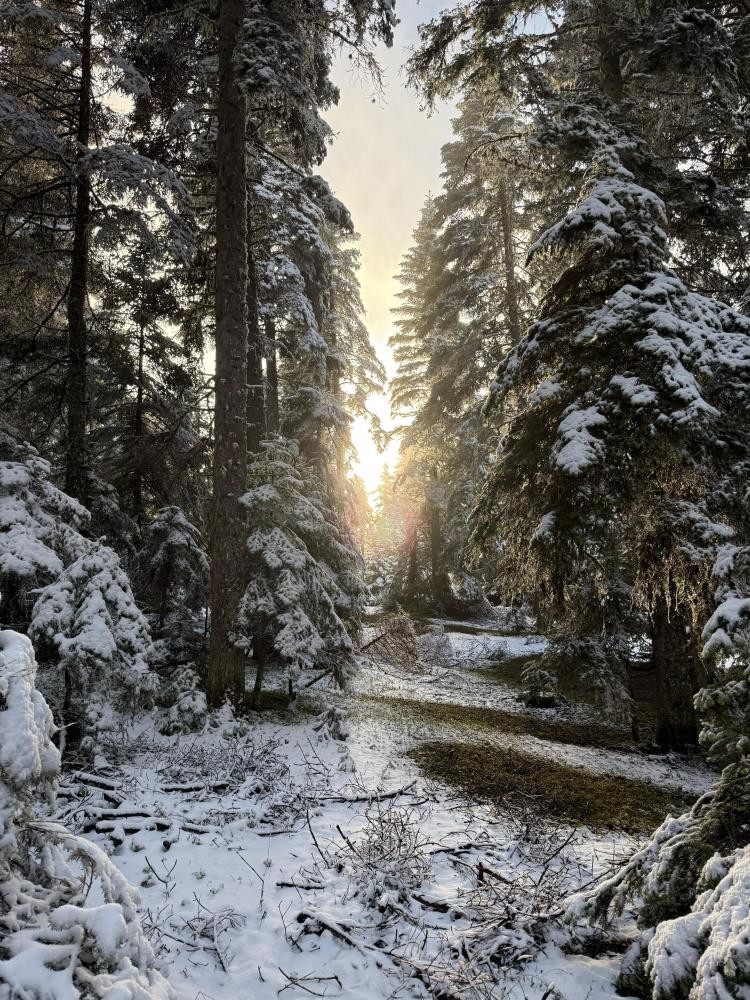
left=0, top=630, right=173, bottom=999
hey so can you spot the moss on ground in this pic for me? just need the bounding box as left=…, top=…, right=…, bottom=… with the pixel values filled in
left=411, top=740, right=694, bottom=834
left=468, top=654, right=539, bottom=691
left=360, top=692, right=635, bottom=751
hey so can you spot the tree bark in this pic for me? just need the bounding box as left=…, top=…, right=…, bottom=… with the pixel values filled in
left=597, top=16, right=624, bottom=102
left=264, top=316, right=280, bottom=434
left=651, top=582, right=701, bottom=748
left=65, top=0, right=92, bottom=504
left=132, top=303, right=146, bottom=528
left=406, top=527, right=419, bottom=602
left=207, top=0, right=249, bottom=707
left=497, top=177, right=521, bottom=345
left=246, top=223, right=266, bottom=454
left=428, top=470, right=449, bottom=607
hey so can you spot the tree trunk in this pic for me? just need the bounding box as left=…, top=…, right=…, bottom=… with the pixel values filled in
left=249, top=632, right=274, bottom=710
left=406, top=528, right=419, bottom=602
left=264, top=316, right=280, bottom=434
left=65, top=0, right=92, bottom=504
left=207, top=0, right=249, bottom=707
left=132, top=305, right=146, bottom=528
left=246, top=226, right=266, bottom=454
left=249, top=657, right=265, bottom=710
left=597, top=16, right=624, bottom=102
left=428, top=470, right=448, bottom=607
left=651, top=583, right=700, bottom=749
left=497, top=177, right=521, bottom=345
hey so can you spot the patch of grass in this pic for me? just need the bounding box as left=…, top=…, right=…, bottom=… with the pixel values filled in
left=468, top=654, right=539, bottom=690
left=360, top=693, right=635, bottom=751
left=411, top=740, right=694, bottom=834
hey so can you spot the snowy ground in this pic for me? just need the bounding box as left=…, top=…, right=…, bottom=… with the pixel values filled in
left=57, top=624, right=714, bottom=1000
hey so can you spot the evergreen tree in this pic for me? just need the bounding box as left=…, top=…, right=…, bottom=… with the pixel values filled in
left=0, top=0, right=194, bottom=504
left=411, top=0, right=750, bottom=738
left=0, top=424, right=158, bottom=727
left=238, top=441, right=365, bottom=705
left=137, top=506, right=208, bottom=627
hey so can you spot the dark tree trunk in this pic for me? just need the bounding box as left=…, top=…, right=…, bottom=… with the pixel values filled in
left=652, top=582, right=701, bottom=749
left=497, top=177, right=521, bottom=345
left=264, top=317, right=280, bottom=434
left=428, top=471, right=449, bottom=607
left=246, top=228, right=266, bottom=454
left=406, top=528, right=419, bottom=602
left=249, top=657, right=265, bottom=710
left=65, top=0, right=92, bottom=504
left=207, top=0, right=249, bottom=707
left=132, top=306, right=146, bottom=528
left=249, top=632, right=274, bottom=710
left=597, top=18, right=624, bottom=102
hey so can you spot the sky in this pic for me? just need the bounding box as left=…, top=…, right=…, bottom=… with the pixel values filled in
left=323, top=1, right=456, bottom=499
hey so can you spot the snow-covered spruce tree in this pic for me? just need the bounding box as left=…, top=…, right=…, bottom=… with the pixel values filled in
left=411, top=0, right=750, bottom=740
left=238, top=441, right=365, bottom=706
left=136, top=507, right=209, bottom=730
left=29, top=544, right=157, bottom=720
left=0, top=424, right=88, bottom=628
left=474, top=103, right=750, bottom=735
left=137, top=507, right=208, bottom=628
left=0, top=630, right=172, bottom=999
left=0, top=424, right=157, bottom=725
left=0, top=0, right=194, bottom=504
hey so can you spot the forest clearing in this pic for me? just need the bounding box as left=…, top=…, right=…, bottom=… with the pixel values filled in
left=2, top=1, right=750, bottom=998
left=31, top=612, right=716, bottom=1000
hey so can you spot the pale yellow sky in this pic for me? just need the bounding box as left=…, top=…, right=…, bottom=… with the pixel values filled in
left=323, top=1, right=455, bottom=498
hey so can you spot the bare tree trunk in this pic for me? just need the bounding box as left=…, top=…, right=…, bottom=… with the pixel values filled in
left=497, top=177, right=521, bottom=345
left=406, top=527, right=419, bottom=603
left=428, top=469, right=448, bottom=607
left=264, top=317, right=280, bottom=434
left=132, top=305, right=146, bottom=528
left=597, top=14, right=624, bottom=102
left=65, top=0, right=92, bottom=504
left=207, top=0, right=249, bottom=707
left=652, top=581, right=700, bottom=748
left=246, top=227, right=266, bottom=454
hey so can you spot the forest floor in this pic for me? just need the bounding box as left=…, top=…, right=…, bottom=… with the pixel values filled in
left=59, top=615, right=715, bottom=1000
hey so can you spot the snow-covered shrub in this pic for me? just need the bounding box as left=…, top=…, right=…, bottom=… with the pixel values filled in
left=569, top=550, right=750, bottom=997
left=137, top=506, right=208, bottom=625
left=135, top=508, right=208, bottom=729
left=0, top=423, right=88, bottom=626
left=697, top=543, right=750, bottom=764
left=526, top=633, right=632, bottom=721
left=29, top=545, right=157, bottom=712
left=0, top=630, right=59, bottom=850
left=0, top=424, right=158, bottom=717
left=337, top=800, right=432, bottom=911
left=86, top=471, right=141, bottom=569
left=417, top=624, right=453, bottom=668
left=158, top=661, right=207, bottom=734
left=0, top=630, right=172, bottom=999
left=238, top=441, right=364, bottom=690
left=313, top=705, right=350, bottom=742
